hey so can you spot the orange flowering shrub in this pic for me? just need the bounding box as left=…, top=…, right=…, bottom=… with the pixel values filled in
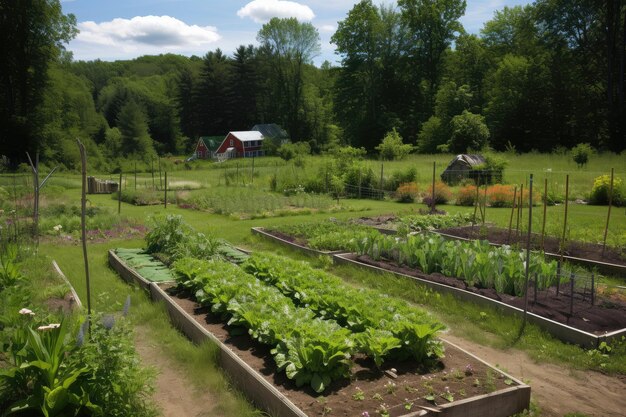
left=395, top=182, right=419, bottom=203
left=456, top=185, right=478, bottom=206
left=487, top=184, right=540, bottom=207
left=425, top=181, right=452, bottom=205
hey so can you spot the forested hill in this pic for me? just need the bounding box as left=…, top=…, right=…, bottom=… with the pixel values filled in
left=1, top=0, right=624, bottom=171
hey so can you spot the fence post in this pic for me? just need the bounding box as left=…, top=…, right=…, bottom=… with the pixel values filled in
left=151, top=158, right=155, bottom=190
left=118, top=172, right=122, bottom=214
left=602, top=168, right=614, bottom=257
left=482, top=181, right=488, bottom=224
left=556, top=260, right=561, bottom=296
left=164, top=171, right=168, bottom=209
left=560, top=174, right=569, bottom=257
left=76, top=140, right=92, bottom=317
left=569, top=272, right=575, bottom=318
left=431, top=161, right=436, bottom=212
left=158, top=157, right=163, bottom=189
left=358, top=168, right=362, bottom=199
left=380, top=163, right=384, bottom=199
left=541, top=178, right=548, bottom=251
left=517, top=183, right=523, bottom=237
left=507, top=186, right=518, bottom=243
left=522, top=174, right=533, bottom=329
left=134, top=162, right=137, bottom=190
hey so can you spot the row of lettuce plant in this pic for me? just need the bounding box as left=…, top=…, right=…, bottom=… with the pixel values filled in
left=350, top=233, right=559, bottom=296
left=172, top=257, right=353, bottom=393
left=241, top=253, right=445, bottom=368
left=396, top=213, right=474, bottom=234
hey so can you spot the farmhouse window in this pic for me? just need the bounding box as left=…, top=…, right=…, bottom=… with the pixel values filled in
left=230, top=139, right=234, bottom=146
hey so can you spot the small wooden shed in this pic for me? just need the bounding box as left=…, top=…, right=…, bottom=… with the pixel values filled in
left=440, top=154, right=487, bottom=185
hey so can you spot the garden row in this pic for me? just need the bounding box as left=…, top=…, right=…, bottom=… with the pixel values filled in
left=269, top=220, right=560, bottom=297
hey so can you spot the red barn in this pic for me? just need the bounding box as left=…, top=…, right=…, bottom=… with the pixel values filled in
left=193, top=136, right=222, bottom=159
left=215, top=131, right=265, bottom=159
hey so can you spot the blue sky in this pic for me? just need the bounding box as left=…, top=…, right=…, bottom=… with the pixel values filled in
left=61, top=0, right=531, bottom=65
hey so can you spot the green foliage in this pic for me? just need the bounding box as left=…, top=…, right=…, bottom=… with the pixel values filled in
left=277, top=142, right=311, bottom=161
left=571, top=143, right=593, bottom=168
left=0, top=245, right=24, bottom=291
left=116, top=100, right=156, bottom=160
left=448, top=111, right=490, bottom=153
left=375, top=129, right=414, bottom=160
left=589, top=174, right=624, bottom=206
left=417, top=116, right=446, bottom=153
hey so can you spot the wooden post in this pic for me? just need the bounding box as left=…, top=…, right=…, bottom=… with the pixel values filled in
left=507, top=186, right=518, bottom=244
left=164, top=171, right=168, bottom=209
left=556, top=261, right=561, bottom=296
left=472, top=179, right=481, bottom=227
left=540, top=178, right=548, bottom=251
left=522, top=174, right=533, bottom=329
left=151, top=158, right=155, bottom=190
left=26, top=152, right=39, bottom=242
left=516, top=184, right=524, bottom=235
left=569, top=272, right=575, bottom=317
left=601, top=168, right=614, bottom=257
left=134, top=162, right=137, bottom=190
left=380, top=163, right=384, bottom=199
left=482, top=181, right=488, bottom=224
left=431, top=161, right=436, bottom=212
left=560, top=174, right=570, bottom=258
left=358, top=168, right=362, bottom=199
left=118, top=172, right=122, bottom=214
left=158, top=157, right=162, bottom=189
left=76, top=139, right=92, bottom=317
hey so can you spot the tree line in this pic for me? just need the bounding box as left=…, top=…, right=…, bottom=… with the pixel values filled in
left=0, top=0, right=624, bottom=171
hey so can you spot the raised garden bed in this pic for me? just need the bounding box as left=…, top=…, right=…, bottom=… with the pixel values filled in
left=436, top=226, right=626, bottom=277
left=109, top=250, right=531, bottom=417
left=333, top=253, right=626, bottom=348
left=253, top=228, right=626, bottom=348
left=251, top=227, right=349, bottom=256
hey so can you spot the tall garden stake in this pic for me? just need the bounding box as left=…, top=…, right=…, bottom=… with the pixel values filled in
left=507, top=186, right=518, bottom=244
left=540, top=178, right=548, bottom=251
left=164, top=171, right=168, bottom=209
left=522, top=174, right=533, bottom=331
left=77, top=139, right=92, bottom=317
left=560, top=174, right=570, bottom=262
left=601, top=168, right=614, bottom=257
left=118, top=172, right=122, bottom=214
left=26, top=152, right=57, bottom=246
left=431, top=161, right=436, bottom=213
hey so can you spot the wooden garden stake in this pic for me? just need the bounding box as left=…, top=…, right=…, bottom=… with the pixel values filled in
left=507, top=186, right=517, bottom=243
left=540, top=178, right=548, bottom=251
left=118, top=172, right=122, bottom=214
left=601, top=168, right=614, bottom=257
left=134, top=162, right=137, bottom=190
left=76, top=139, right=92, bottom=317
left=431, top=161, right=436, bottom=213
left=482, top=181, right=488, bottom=224
left=560, top=174, right=570, bottom=261
left=517, top=183, right=523, bottom=237
left=151, top=158, right=155, bottom=190
left=158, top=157, right=162, bottom=189
left=164, top=171, right=168, bottom=209
left=522, top=174, right=533, bottom=330
left=569, top=272, right=575, bottom=318
left=358, top=168, right=362, bottom=199
left=472, top=178, right=481, bottom=227
left=380, top=163, right=384, bottom=199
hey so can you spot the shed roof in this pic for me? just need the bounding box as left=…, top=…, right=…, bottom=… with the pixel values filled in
left=447, top=154, right=486, bottom=167
left=251, top=124, right=288, bottom=139
left=230, top=131, right=264, bottom=142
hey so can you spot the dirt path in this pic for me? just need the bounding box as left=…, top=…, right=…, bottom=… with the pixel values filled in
left=134, top=326, right=225, bottom=417
left=444, top=333, right=626, bottom=417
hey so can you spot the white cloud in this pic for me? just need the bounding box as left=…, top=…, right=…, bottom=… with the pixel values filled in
left=237, top=0, right=315, bottom=24
left=318, top=24, right=336, bottom=33
left=76, top=15, right=220, bottom=51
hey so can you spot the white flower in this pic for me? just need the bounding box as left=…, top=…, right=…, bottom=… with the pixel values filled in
left=37, top=323, right=61, bottom=331
left=52, top=224, right=63, bottom=232
left=19, top=308, right=35, bottom=316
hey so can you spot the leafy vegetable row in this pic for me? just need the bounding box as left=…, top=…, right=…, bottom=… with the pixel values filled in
left=172, top=257, right=352, bottom=393
left=242, top=253, right=445, bottom=367
left=350, top=233, right=558, bottom=296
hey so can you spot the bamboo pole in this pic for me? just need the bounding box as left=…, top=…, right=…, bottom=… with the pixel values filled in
left=134, top=162, right=137, bottom=190
left=482, top=181, right=488, bottom=224
left=522, top=174, right=533, bottom=330
left=507, top=186, right=518, bottom=244
left=118, top=172, right=122, bottom=214
left=518, top=183, right=524, bottom=237
left=540, top=178, right=548, bottom=251
left=77, top=139, right=92, bottom=316
left=431, top=161, right=436, bottom=212
left=164, top=171, right=168, bottom=209
left=601, top=168, right=614, bottom=257
left=560, top=174, right=570, bottom=258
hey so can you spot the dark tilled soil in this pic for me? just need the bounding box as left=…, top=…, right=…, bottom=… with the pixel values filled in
left=438, top=225, right=626, bottom=266
left=164, top=285, right=514, bottom=417
left=348, top=254, right=626, bottom=334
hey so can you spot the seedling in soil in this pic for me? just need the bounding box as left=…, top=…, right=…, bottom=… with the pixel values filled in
left=322, top=406, right=332, bottom=416
left=464, top=364, right=474, bottom=376
left=404, top=385, right=419, bottom=394
left=372, top=393, right=383, bottom=401
left=452, top=368, right=465, bottom=380
left=440, top=387, right=454, bottom=402
left=473, top=378, right=481, bottom=387
left=384, top=381, right=397, bottom=395
left=424, top=393, right=436, bottom=404
left=352, top=387, right=365, bottom=401
left=485, top=369, right=497, bottom=392
left=504, top=378, right=514, bottom=386
left=404, top=398, right=414, bottom=410
left=376, top=403, right=390, bottom=417
left=459, top=389, right=467, bottom=397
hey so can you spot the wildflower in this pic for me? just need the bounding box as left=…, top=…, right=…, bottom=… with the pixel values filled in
left=19, top=308, right=35, bottom=316
left=361, top=412, right=370, bottom=417
left=122, top=295, right=131, bottom=317
left=102, top=314, right=115, bottom=330
left=53, top=224, right=63, bottom=233
left=37, top=323, right=60, bottom=331
left=464, top=364, right=474, bottom=376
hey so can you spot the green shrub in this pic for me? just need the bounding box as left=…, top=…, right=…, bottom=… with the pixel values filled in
left=395, top=183, right=419, bottom=203
left=386, top=167, right=417, bottom=192
left=589, top=174, right=624, bottom=206
left=571, top=143, right=593, bottom=168
left=375, top=128, right=414, bottom=160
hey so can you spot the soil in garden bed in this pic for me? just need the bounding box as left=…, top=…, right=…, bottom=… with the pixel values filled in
left=438, top=225, right=626, bottom=266
left=346, top=254, right=626, bottom=335
left=162, top=285, right=516, bottom=417
left=351, top=215, right=399, bottom=229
